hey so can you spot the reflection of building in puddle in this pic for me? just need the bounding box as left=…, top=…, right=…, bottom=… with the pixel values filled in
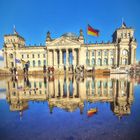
left=49, top=99, right=84, bottom=114
left=6, top=75, right=134, bottom=118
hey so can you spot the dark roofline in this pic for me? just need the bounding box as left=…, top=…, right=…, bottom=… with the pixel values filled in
left=4, top=34, right=25, bottom=41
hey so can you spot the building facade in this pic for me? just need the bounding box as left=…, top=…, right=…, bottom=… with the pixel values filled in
left=3, top=23, right=137, bottom=72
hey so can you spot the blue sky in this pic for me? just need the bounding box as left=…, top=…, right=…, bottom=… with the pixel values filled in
left=0, top=0, right=140, bottom=60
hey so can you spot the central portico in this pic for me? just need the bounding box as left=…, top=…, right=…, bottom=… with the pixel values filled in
left=46, top=32, right=83, bottom=70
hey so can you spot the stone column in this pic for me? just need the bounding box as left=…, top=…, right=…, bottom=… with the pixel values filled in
left=131, top=48, right=134, bottom=65
left=75, top=49, right=80, bottom=65
left=101, top=50, right=103, bottom=66
left=66, top=49, right=69, bottom=67
left=59, top=49, right=63, bottom=68
left=4, top=51, right=8, bottom=68
left=73, top=78, right=76, bottom=97
left=108, top=50, right=110, bottom=66
left=67, top=78, right=70, bottom=98
left=72, top=49, right=76, bottom=67
left=54, top=50, right=58, bottom=68
left=60, top=78, right=63, bottom=97
left=115, top=47, right=118, bottom=67
left=90, top=50, right=92, bottom=66
left=94, top=50, right=97, bottom=66
left=113, top=79, right=116, bottom=98
left=13, top=50, right=16, bottom=68
left=107, top=80, right=109, bottom=97
left=119, top=49, right=122, bottom=66
left=46, top=50, right=48, bottom=67
left=95, top=80, right=97, bottom=96
left=134, top=49, right=136, bottom=64
left=47, top=50, right=51, bottom=66
left=129, top=82, right=134, bottom=102
left=101, top=81, right=103, bottom=96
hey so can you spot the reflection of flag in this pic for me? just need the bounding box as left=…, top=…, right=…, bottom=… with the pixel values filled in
left=87, top=108, right=98, bottom=117
left=15, top=58, right=21, bottom=63
left=87, top=24, right=99, bottom=36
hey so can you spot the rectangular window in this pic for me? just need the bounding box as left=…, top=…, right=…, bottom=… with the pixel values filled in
left=44, top=60, right=46, bottom=65
left=32, top=54, right=34, bottom=58
left=92, top=51, right=94, bottom=56
left=10, top=54, right=13, bottom=58
left=39, top=82, right=42, bottom=88
left=43, top=54, right=46, bottom=58
left=98, top=51, right=101, bottom=56
left=38, top=54, right=40, bottom=58
left=33, top=60, right=35, bottom=67
left=86, top=51, right=88, bottom=57
left=38, top=60, right=41, bottom=66
left=27, top=54, right=29, bottom=58
left=34, top=82, right=36, bottom=88
left=125, top=33, right=127, bottom=38
left=22, top=54, right=24, bottom=58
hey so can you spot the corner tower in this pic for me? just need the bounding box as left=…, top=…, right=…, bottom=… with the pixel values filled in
left=3, top=27, right=25, bottom=68
left=112, top=22, right=137, bottom=67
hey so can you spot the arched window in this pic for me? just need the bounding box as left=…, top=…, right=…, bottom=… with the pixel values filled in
left=110, top=58, right=114, bottom=65
left=86, top=51, right=88, bottom=57
left=104, top=58, right=108, bottom=65
left=104, top=50, right=108, bottom=56
left=122, top=58, right=128, bottom=65
left=10, top=54, right=13, bottom=58
left=86, top=81, right=90, bottom=90
left=103, top=81, right=107, bottom=88
left=44, top=60, right=46, bottom=65
left=38, top=60, right=41, bottom=66
left=97, top=58, right=101, bottom=66
left=121, top=33, right=123, bottom=38
left=43, top=54, right=46, bottom=58
left=92, top=80, right=94, bottom=89
left=33, top=60, right=35, bottom=67
left=122, top=49, right=128, bottom=56
left=38, top=54, right=40, bottom=58
left=32, top=54, right=34, bottom=58
left=97, top=81, right=101, bottom=88
left=110, top=50, right=114, bottom=56
left=39, top=82, right=42, bottom=88
left=92, top=58, right=95, bottom=65
left=109, top=81, right=113, bottom=88
left=92, top=50, right=94, bottom=56
left=34, top=82, right=36, bottom=88
left=98, top=51, right=101, bottom=56
left=125, top=33, right=127, bottom=38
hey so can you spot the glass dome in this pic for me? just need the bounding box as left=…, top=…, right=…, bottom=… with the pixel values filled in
left=62, top=32, right=78, bottom=40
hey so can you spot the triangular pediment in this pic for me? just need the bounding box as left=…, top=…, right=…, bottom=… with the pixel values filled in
left=47, top=36, right=81, bottom=46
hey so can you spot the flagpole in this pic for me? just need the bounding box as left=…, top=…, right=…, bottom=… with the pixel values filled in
left=86, top=24, right=89, bottom=67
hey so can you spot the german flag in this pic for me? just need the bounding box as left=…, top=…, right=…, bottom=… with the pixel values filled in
left=87, top=24, right=99, bottom=36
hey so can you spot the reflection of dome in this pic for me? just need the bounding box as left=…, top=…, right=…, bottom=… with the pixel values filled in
left=49, top=99, right=83, bottom=112
left=62, top=32, right=78, bottom=40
